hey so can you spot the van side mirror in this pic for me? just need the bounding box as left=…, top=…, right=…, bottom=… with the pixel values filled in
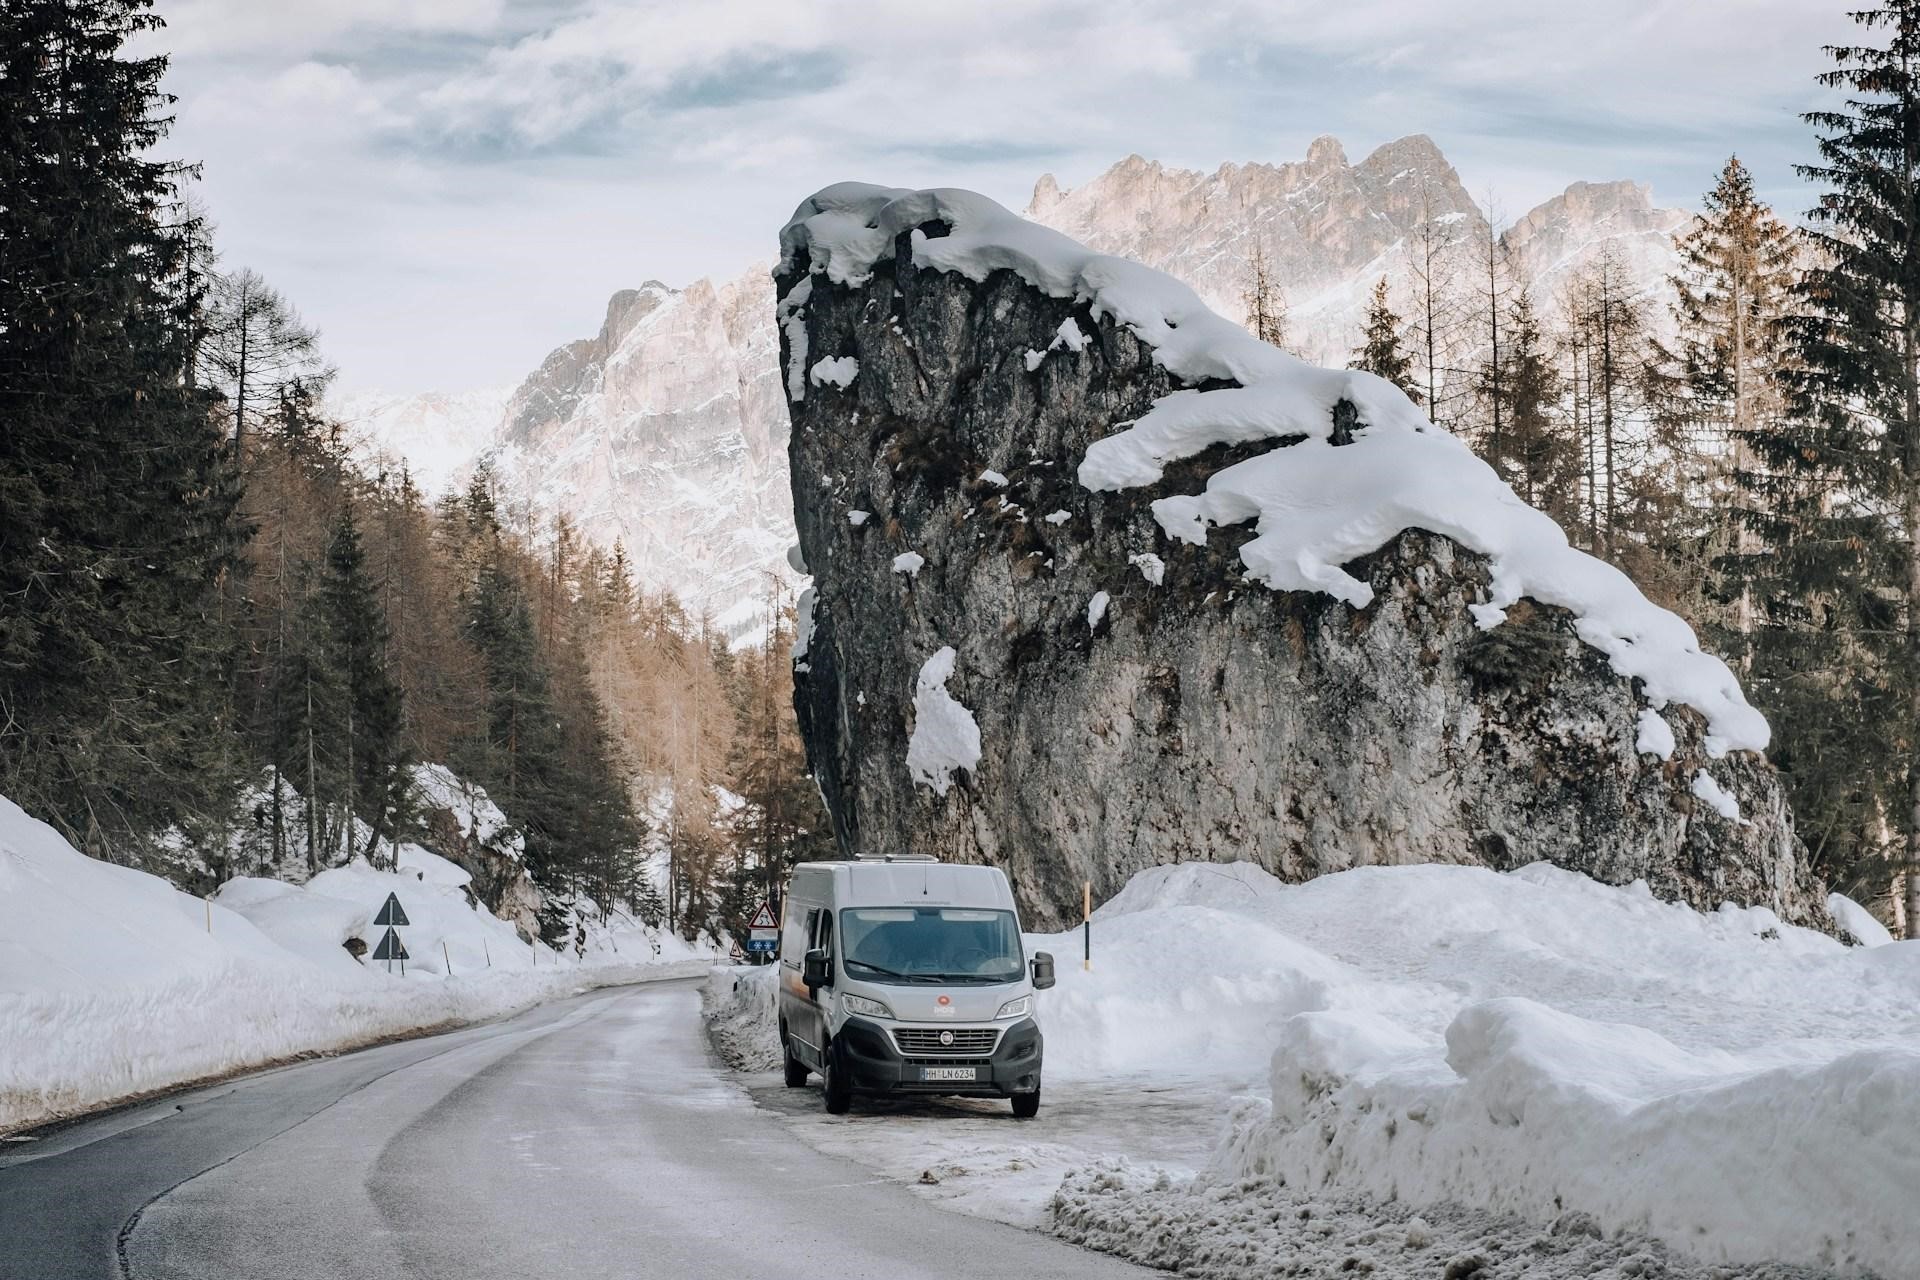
left=803, top=948, right=831, bottom=991
left=1030, top=951, right=1056, bottom=990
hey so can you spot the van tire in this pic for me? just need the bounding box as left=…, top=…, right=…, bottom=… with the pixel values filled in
left=822, top=1041, right=853, bottom=1115
left=1011, top=1089, right=1040, bottom=1119
left=780, top=1023, right=809, bottom=1087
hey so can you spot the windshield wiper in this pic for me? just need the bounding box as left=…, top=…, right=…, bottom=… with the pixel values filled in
left=845, top=959, right=915, bottom=979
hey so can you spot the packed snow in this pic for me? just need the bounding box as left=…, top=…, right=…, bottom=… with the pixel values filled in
left=1829, top=892, right=1894, bottom=947
left=707, top=855, right=1913, bottom=1278
left=1635, top=707, right=1676, bottom=760
left=0, top=793, right=714, bottom=1133
left=809, top=354, right=859, bottom=388
left=779, top=183, right=1768, bottom=755
left=1086, top=590, right=1110, bottom=629
left=891, top=551, right=925, bottom=576
left=904, top=646, right=981, bottom=796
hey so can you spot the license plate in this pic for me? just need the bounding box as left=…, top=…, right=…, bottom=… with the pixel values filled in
left=920, top=1066, right=979, bottom=1082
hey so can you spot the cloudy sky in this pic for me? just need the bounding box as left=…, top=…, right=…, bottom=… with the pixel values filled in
left=147, top=0, right=1843, bottom=394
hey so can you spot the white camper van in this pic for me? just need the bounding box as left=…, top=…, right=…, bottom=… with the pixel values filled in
left=776, top=855, right=1055, bottom=1117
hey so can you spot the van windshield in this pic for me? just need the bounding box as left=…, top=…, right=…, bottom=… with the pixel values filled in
left=839, top=907, right=1024, bottom=984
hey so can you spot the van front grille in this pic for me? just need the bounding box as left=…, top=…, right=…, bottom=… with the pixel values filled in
left=892, top=1026, right=1001, bottom=1057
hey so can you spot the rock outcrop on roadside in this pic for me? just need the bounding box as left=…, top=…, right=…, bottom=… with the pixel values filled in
left=777, top=184, right=1827, bottom=933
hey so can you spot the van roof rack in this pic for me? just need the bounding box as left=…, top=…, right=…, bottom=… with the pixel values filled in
left=852, top=852, right=940, bottom=863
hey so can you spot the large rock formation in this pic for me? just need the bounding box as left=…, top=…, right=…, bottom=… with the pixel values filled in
left=779, top=185, right=1826, bottom=933
left=347, top=139, right=1688, bottom=631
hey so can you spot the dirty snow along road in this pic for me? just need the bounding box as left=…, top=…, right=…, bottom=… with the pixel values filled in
left=0, top=978, right=1148, bottom=1280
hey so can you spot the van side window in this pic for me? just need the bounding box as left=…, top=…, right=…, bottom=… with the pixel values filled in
left=781, top=905, right=812, bottom=966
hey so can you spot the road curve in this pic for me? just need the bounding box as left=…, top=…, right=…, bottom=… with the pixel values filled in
left=0, top=977, right=1148, bottom=1279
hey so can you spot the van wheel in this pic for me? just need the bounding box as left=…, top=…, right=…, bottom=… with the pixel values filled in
left=1011, top=1089, right=1040, bottom=1119
left=821, top=1041, right=853, bottom=1115
left=780, top=1023, right=808, bottom=1087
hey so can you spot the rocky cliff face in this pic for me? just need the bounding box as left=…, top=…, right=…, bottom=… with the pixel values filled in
left=779, top=185, right=1825, bottom=933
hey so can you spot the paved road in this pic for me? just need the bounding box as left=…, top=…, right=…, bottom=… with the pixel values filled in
left=0, top=978, right=1148, bottom=1279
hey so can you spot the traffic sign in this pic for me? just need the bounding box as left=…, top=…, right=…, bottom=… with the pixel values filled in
left=747, top=901, right=777, bottom=930
left=374, top=893, right=410, bottom=927
left=372, top=927, right=409, bottom=961
left=745, top=930, right=777, bottom=953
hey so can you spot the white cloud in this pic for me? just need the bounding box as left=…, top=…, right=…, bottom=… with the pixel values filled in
left=151, top=0, right=1848, bottom=391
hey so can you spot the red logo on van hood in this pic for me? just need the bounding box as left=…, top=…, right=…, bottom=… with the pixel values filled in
left=936, top=995, right=951, bottom=1006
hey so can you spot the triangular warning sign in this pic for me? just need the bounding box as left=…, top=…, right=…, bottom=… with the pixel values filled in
left=748, top=901, right=777, bottom=930
left=371, top=927, right=409, bottom=961
left=373, top=893, right=409, bottom=927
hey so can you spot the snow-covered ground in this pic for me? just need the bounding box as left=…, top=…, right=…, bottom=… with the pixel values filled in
left=705, top=862, right=1914, bottom=1279
left=0, top=794, right=717, bottom=1133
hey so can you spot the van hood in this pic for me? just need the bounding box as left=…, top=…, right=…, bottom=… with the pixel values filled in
left=848, top=981, right=1024, bottom=1023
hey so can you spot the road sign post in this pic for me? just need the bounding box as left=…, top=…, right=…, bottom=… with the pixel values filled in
left=372, top=926, right=410, bottom=975
left=745, top=900, right=779, bottom=961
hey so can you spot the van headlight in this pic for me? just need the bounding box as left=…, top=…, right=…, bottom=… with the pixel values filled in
left=841, top=992, right=895, bottom=1020
left=995, top=995, right=1033, bottom=1020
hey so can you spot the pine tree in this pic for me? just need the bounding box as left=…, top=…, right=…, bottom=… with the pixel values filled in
left=1748, top=1, right=1920, bottom=927
left=198, top=268, right=332, bottom=462
left=321, top=506, right=409, bottom=866
left=1241, top=241, right=1291, bottom=352
left=1407, top=176, right=1466, bottom=426
left=1498, top=292, right=1578, bottom=519
left=1649, top=157, right=1801, bottom=650
left=1351, top=278, right=1421, bottom=402
left=0, top=0, right=248, bottom=857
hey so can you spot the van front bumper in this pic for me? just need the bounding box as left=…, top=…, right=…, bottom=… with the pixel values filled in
left=834, top=1016, right=1042, bottom=1097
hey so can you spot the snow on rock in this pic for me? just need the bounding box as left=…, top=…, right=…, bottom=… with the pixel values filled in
left=1044, top=509, right=1071, bottom=525
left=792, top=586, right=816, bottom=661
left=0, top=793, right=713, bottom=1133
left=1691, top=770, right=1745, bottom=824
left=1828, top=893, right=1893, bottom=947
left=411, top=763, right=518, bottom=857
left=891, top=551, right=925, bottom=576
left=1128, top=552, right=1165, bottom=586
left=905, top=646, right=981, bottom=796
left=809, top=354, right=859, bottom=388
left=847, top=509, right=871, bottom=526
left=787, top=542, right=810, bottom=575
left=1635, top=708, right=1676, bottom=760
left=1051, top=316, right=1090, bottom=353
left=1086, top=591, right=1110, bottom=629
left=1029, top=859, right=1920, bottom=1278
left=777, top=275, right=814, bottom=402
left=1023, top=348, right=1047, bottom=372
left=978, top=469, right=1009, bottom=487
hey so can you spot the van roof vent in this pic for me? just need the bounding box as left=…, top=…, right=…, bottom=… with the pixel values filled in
left=851, top=852, right=941, bottom=863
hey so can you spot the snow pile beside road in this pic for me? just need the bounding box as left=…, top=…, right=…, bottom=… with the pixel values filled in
left=0, top=795, right=712, bottom=1133
left=1030, top=861, right=1917, bottom=1278
left=702, top=963, right=782, bottom=1072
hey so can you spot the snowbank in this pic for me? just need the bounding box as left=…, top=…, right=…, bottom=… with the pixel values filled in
left=0, top=795, right=714, bottom=1133
left=780, top=184, right=1767, bottom=755
left=701, top=963, right=781, bottom=1072
left=1028, top=860, right=1920, bottom=1277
